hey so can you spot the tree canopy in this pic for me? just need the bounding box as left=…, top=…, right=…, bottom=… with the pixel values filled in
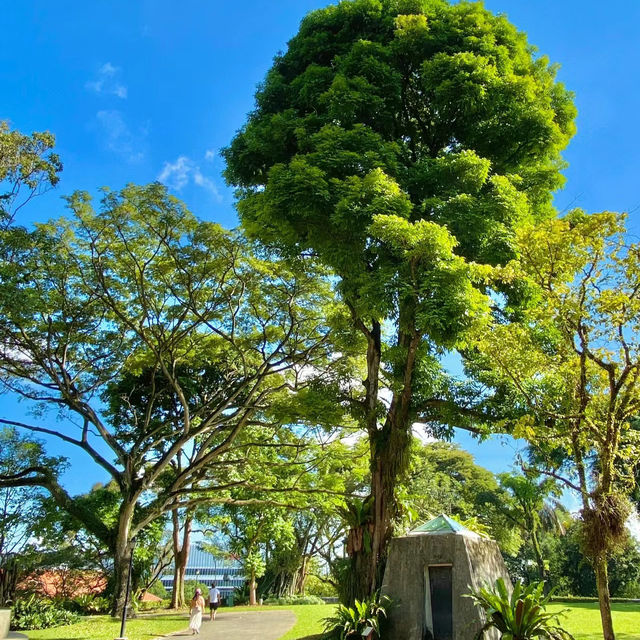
left=224, top=0, right=577, bottom=598
left=0, top=183, right=341, bottom=614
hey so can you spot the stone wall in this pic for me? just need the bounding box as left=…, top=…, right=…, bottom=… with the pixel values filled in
left=0, top=608, right=10, bottom=639
left=381, top=533, right=510, bottom=640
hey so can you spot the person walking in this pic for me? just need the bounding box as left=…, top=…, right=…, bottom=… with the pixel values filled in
left=209, top=583, right=221, bottom=621
left=189, top=588, right=205, bottom=635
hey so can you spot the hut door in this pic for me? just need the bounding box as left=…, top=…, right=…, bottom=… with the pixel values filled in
left=428, top=565, right=453, bottom=640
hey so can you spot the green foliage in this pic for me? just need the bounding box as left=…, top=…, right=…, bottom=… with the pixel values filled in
left=547, top=521, right=640, bottom=599
left=305, top=575, right=338, bottom=598
left=11, top=595, right=81, bottom=631
left=57, top=595, right=111, bottom=615
left=468, top=578, right=574, bottom=640
left=147, top=580, right=169, bottom=599
left=403, top=440, right=521, bottom=554
left=183, top=581, right=209, bottom=600
left=322, top=591, right=391, bottom=640
left=225, top=0, right=576, bottom=329
left=263, top=594, right=325, bottom=605
left=0, top=121, right=62, bottom=228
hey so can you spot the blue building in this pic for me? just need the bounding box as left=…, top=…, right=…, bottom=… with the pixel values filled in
left=161, top=545, right=245, bottom=597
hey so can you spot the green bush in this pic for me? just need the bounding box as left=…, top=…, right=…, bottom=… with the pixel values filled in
left=263, top=594, right=325, bottom=606
left=232, top=583, right=249, bottom=606
left=322, top=591, right=391, bottom=640
left=11, top=594, right=81, bottom=631
left=137, top=599, right=170, bottom=612
left=305, top=575, right=338, bottom=598
left=55, top=593, right=110, bottom=615
left=468, top=578, right=574, bottom=640
left=183, top=580, right=209, bottom=600
left=147, top=579, right=169, bottom=599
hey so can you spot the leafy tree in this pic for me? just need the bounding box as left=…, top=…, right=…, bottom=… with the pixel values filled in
left=224, top=0, right=576, bottom=598
left=0, top=121, right=62, bottom=228
left=497, top=471, right=565, bottom=588
left=472, top=211, right=640, bottom=640
left=0, top=183, right=338, bottom=615
left=0, top=428, right=65, bottom=605
left=34, top=482, right=166, bottom=599
left=548, top=520, right=640, bottom=599
left=404, top=440, right=520, bottom=553
left=201, top=431, right=364, bottom=604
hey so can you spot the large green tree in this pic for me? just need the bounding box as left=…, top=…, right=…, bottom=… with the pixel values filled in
left=0, top=183, right=338, bottom=615
left=473, top=211, right=640, bottom=640
left=224, top=0, right=575, bottom=596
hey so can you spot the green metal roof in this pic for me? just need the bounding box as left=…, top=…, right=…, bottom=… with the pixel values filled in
left=410, top=514, right=470, bottom=534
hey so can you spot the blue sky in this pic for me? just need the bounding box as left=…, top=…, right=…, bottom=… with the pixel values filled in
left=2, top=0, right=640, bottom=494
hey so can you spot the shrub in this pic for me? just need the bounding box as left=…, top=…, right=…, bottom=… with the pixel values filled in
left=11, top=594, right=81, bottom=631
left=305, top=575, right=338, bottom=598
left=263, top=594, right=325, bottom=606
left=322, top=591, right=391, bottom=640
left=56, top=593, right=110, bottom=615
left=467, top=578, right=575, bottom=640
left=183, top=580, right=209, bottom=600
left=147, top=579, right=169, bottom=599
left=137, top=599, right=170, bottom=612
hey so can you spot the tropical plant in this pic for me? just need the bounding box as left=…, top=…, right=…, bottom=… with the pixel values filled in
left=11, top=594, right=80, bottom=631
left=467, top=578, right=574, bottom=640
left=323, top=591, right=390, bottom=640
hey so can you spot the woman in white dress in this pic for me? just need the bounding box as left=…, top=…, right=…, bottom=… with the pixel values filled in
left=189, top=588, right=205, bottom=635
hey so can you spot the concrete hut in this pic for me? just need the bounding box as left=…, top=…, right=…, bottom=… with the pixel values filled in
left=381, top=514, right=511, bottom=640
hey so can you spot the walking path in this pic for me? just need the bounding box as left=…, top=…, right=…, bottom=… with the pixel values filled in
left=165, top=609, right=297, bottom=640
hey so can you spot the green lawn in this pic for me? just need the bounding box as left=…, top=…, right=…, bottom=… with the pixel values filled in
left=20, top=602, right=640, bottom=640
left=268, top=602, right=640, bottom=640
left=548, top=602, right=640, bottom=640
left=24, top=613, right=189, bottom=640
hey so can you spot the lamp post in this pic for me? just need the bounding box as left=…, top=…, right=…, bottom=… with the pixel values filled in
left=115, top=537, right=136, bottom=640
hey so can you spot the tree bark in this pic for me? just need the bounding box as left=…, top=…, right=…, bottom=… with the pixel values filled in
left=170, top=509, right=192, bottom=609
left=595, top=555, right=616, bottom=640
left=249, top=568, right=257, bottom=606
left=350, top=312, right=419, bottom=601
left=529, top=519, right=549, bottom=588
left=110, top=500, right=136, bottom=618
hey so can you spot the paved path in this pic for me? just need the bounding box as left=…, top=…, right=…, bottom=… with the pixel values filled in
left=166, top=609, right=297, bottom=640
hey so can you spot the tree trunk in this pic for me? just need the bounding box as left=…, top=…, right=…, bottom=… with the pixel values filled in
left=170, top=509, right=192, bottom=609
left=110, top=500, right=136, bottom=618
left=594, top=555, right=616, bottom=640
left=362, top=324, right=419, bottom=599
left=530, top=522, right=549, bottom=589
left=294, top=556, right=309, bottom=595
left=249, top=568, right=257, bottom=606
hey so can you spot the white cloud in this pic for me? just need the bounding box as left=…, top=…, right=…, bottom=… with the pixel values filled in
left=158, top=156, right=192, bottom=190
left=157, top=156, right=222, bottom=201
left=95, top=110, right=144, bottom=162
left=85, top=62, right=128, bottom=99
left=204, top=149, right=215, bottom=162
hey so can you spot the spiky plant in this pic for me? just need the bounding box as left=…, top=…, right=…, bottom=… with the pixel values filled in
left=322, top=591, right=390, bottom=639
left=467, top=578, right=574, bottom=640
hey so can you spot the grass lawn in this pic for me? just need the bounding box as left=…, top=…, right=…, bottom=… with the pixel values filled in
left=548, top=602, right=640, bottom=640
left=267, top=602, right=640, bottom=640
left=25, top=613, right=189, bottom=640
left=20, top=601, right=640, bottom=640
